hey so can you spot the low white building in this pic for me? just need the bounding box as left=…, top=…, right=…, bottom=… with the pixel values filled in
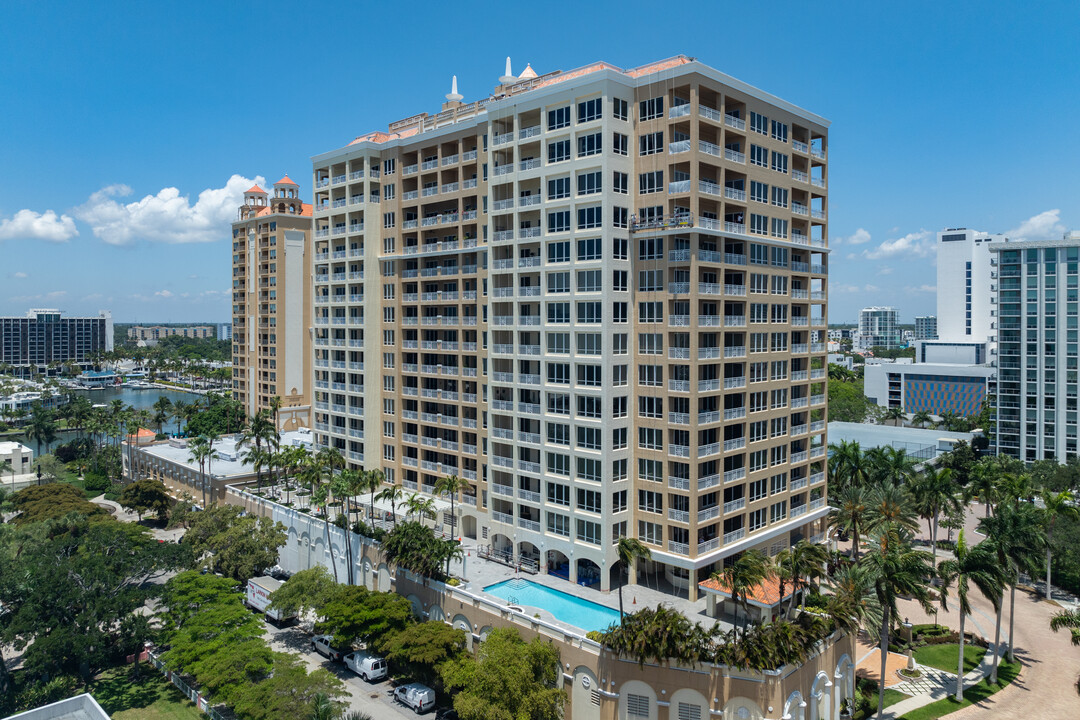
left=863, top=361, right=995, bottom=417
left=0, top=440, right=33, bottom=477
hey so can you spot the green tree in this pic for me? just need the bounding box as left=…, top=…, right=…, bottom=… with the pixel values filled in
left=615, top=536, right=652, bottom=618
left=601, top=605, right=710, bottom=668
left=1049, top=607, right=1080, bottom=695
left=230, top=654, right=345, bottom=720
left=238, top=410, right=277, bottom=494
left=187, top=434, right=217, bottom=508
left=712, top=549, right=774, bottom=635
left=936, top=530, right=1005, bottom=701
left=316, top=586, right=413, bottom=650
left=441, top=627, right=565, bottom=720
left=378, top=622, right=466, bottom=690
left=908, top=466, right=961, bottom=561
left=830, top=485, right=869, bottom=559
left=183, top=504, right=287, bottom=583
left=883, top=407, right=906, bottom=427
left=9, top=483, right=105, bottom=524
left=118, top=478, right=171, bottom=521
left=23, top=402, right=57, bottom=455
left=1042, top=490, right=1079, bottom=601
left=434, top=474, right=470, bottom=576
left=359, top=468, right=384, bottom=524
left=910, top=410, right=933, bottom=429
left=828, top=378, right=872, bottom=423
left=376, top=483, right=404, bottom=526
left=861, top=525, right=935, bottom=718
left=267, top=566, right=341, bottom=619
left=383, top=520, right=462, bottom=581
left=33, top=454, right=65, bottom=484
left=775, top=539, right=829, bottom=618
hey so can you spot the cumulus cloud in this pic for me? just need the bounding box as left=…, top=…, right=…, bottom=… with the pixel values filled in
left=0, top=209, right=79, bottom=242
left=155, top=290, right=174, bottom=298
left=877, top=267, right=893, bottom=276
left=863, top=230, right=934, bottom=260
left=1008, top=209, right=1065, bottom=241
left=12, top=271, right=28, bottom=278
left=905, top=284, right=937, bottom=293
left=836, top=228, right=871, bottom=246
left=76, top=174, right=265, bottom=245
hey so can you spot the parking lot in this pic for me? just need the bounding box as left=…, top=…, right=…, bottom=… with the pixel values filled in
left=262, top=620, right=420, bottom=719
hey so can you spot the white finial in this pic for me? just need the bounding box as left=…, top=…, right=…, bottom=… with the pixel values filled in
left=446, top=74, right=463, bottom=103
left=500, top=56, right=516, bottom=85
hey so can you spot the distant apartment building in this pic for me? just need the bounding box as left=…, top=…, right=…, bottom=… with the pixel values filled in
left=937, top=228, right=1003, bottom=342
left=0, top=309, right=113, bottom=377
left=856, top=306, right=899, bottom=350
left=218, top=322, right=232, bottom=341
left=864, top=360, right=995, bottom=416
left=311, top=55, right=830, bottom=597
left=231, top=177, right=313, bottom=431
left=914, top=315, right=937, bottom=340
left=127, top=325, right=216, bottom=340
left=991, top=232, right=1080, bottom=462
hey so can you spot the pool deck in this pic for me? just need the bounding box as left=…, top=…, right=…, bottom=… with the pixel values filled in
left=457, top=545, right=730, bottom=634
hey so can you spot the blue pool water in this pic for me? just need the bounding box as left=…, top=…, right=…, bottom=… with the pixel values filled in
left=483, top=578, right=621, bottom=632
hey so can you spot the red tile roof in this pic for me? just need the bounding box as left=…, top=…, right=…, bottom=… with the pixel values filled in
left=698, top=575, right=793, bottom=608
left=275, top=175, right=298, bottom=186
left=245, top=185, right=267, bottom=194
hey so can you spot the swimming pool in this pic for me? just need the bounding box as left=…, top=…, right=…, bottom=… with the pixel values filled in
left=483, top=578, right=621, bottom=632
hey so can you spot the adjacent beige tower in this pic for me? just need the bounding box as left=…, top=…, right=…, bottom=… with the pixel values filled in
left=311, top=56, right=830, bottom=601
left=231, top=177, right=313, bottom=431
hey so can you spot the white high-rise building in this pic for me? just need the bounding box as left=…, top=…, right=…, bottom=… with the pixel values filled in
left=935, top=228, right=1004, bottom=343
left=856, top=306, right=899, bottom=350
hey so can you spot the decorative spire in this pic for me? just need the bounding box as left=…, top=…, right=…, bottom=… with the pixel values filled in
left=499, top=56, right=516, bottom=85
left=445, top=74, right=463, bottom=103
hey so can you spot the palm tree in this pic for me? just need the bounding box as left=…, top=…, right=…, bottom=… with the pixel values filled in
left=237, top=410, right=276, bottom=493
left=361, top=468, right=384, bottom=524
left=861, top=525, right=935, bottom=718
left=23, top=402, right=57, bottom=455
left=151, top=396, right=173, bottom=434
left=936, top=530, right=1006, bottom=701
left=977, top=502, right=1045, bottom=675
left=403, top=493, right=435, bottom=522
left=776, top=540, right=829, bottom=618
left=909, top=466, right=961, bottom=561
left=1041, top=490, right=1079, bottom=601
left=376, top=484, right=404, bottom=526
left=268, top=395, right=283, bottom=431
left=910, top=410, right=933, bottom=429
left=1, top=459, right=13, bottom=490
left=867, top=446, right=916, bottom=487
left=831, top=485, right=869, bottom=559
left=864, top=482, right=920, bottom=536
left=171, top=399, right=189, bottom=435
left=615, top=536, right=652, bottom=618
left=434, top=474, right=470, bottom=577
left=187, top=435, right=217, bottom=508
left=883, top=407, right=906, bottom=427
left=713, top=549, right=774, bottom=635
left=966, top=459, right=999, bottom=517
left=828, top=440, right=869, bottom=491
left=824, top=564, right=881, bottom=636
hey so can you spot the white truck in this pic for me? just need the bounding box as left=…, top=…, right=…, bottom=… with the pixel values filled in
left=245, top=576, right=296, bottom=625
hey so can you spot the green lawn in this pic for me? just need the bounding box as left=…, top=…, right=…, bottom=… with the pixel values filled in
left=897, top=661, right=1020, bottom=720
left=912, top=643, right=985, bottom=674
left=853, top=680, right=908, bottom=719
left=92, top=666, right=201, bottom=720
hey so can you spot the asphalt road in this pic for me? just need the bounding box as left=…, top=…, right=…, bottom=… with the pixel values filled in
left=262, top=621, right=421, bottom=719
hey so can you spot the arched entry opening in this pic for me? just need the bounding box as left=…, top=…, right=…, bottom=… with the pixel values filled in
left=546, top=549, right=570, bottom=580
left=461, top=514, right=477, bottom=540
left=518, top=541, right=540, bottom=572
left=490, top=533, right=513, bottom=563
left=576, top=558, right=601, bottom=588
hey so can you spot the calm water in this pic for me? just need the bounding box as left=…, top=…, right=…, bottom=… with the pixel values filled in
left=25, top=386, right=203, bottom=454
left=483, top=578, right=621, bottom=632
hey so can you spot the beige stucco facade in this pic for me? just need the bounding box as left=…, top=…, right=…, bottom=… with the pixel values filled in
left=231, top=178, right=313, bottom=431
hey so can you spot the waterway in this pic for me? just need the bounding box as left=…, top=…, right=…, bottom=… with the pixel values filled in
left=21, top=386, right=204, bottom=455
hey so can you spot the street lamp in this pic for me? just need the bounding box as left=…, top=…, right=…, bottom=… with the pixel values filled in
left=902, top=617, right=915, bottom=671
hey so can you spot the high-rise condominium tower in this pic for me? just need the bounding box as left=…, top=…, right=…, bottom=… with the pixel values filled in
left=311, top=56, right=830, bottom=599
left=231, top=177, right=313, bottom=431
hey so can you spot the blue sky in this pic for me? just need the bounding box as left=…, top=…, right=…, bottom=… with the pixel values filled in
left=1, top=0, right=1077, bottom=323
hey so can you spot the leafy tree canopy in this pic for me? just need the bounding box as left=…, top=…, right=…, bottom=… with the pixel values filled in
left=378, top=621, right=466, bottom=690
left=118, top=478, right=171, bottom=521
left=441, top=627, right=565, bottom=720
left=267, top=566, right=341, bottom=619
left=828, top=377, right=873, bottom=423
left=315, top=585, right=413, bottom=651
left=9, top=483, right=106, bottom=525
left=183, top=505, right=286, bottom=583
left=185, top=392, right=246, bottom=437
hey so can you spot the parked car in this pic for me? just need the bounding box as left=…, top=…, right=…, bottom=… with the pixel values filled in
left=310, top=634, right=345, bottom=662
left=344, top=651, right=387, bottom=682
left=435, top=707, right=458, bottom=720
left=394, top=683, right=436, bottom=714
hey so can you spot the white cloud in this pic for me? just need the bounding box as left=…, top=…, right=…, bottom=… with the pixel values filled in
left=863, top=230, right=933, bottom=260
left=1008, top=209, right=1065, bottom=241
left=0, top=209, right=79, bottom=242
left=877, top=267, right=893, bottom=276
left=81, top=293, right=104, bottom=302
left=836, top=228, right=871, bottom=246
left=12, top=271, right=28, bottom=278
left=905, top=284, right=937, bottom=293
left=155, top=290, right=174, bottom=298
left=76, top=174, right=265, bottom=245
left=10, top=290, right=66, bottom=303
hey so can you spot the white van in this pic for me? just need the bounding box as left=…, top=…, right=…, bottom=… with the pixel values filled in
left=394, top=683, right=436, bottom=714
left=344, top=651, right=387, bottom=682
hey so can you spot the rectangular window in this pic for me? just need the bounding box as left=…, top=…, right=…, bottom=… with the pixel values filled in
left=638, top=489, right=663, bottom=513
left=638, top=395, right=663, bottom=417
left=771, top=186, right=789, bottom=208
left=576, top=519, right=602, bottom=545
left=578, top=132, right=602, bottom=157
left=771, top=218, right=789, bottom=239
left=577, top=364, right=602, bottom=386
left=577, top=457, right=602, bottom=482
left=577, top=269, right=603, bottom=292
left=548, top=176, right=570, bottom=200
left=613, top=237, right=628, bottom=260
left=771, top=151, right=788, bottom=174
left=547, top=106, right=570, bottom=130
left=547, top=362, right=570, bottom=384
left=547, top=270, right=570, bottom=293
left=548, top=211, right=571, bottom=233
left=638, top=427, right=663, bottom=450
left=613, top=301, right=628, bottom=323
left=639, top=131, right=663, bottom=156
left=548, top=241, right=570, bottom=263
left=750, top=111, right=768, bottom=135
left=547, top=451, right=570, bottom=476
left=548, top=139, right=570, bottom=164
left=577, top=170, right=602, bottom=195
left=613, top=132, right=628, bottom=156
left=638, top=236, right=663, bottom=260
left=547, top=392, right=571, bottom=415
left=547, top=481, right=570, bottom=506
left=577, top=394, right=603, bottom=417
left=577, top=237, right=603, bottom=260
left=639, top=97, right=664, bottom=121
left=750, top=144, right=768, bottom=167
left=613, top=98, right=628, bottom=121
left=576, top=426, right=602, bottom=450
left=547, top=302, right=570, bottom=324
left=638, top=364, right=662, bottom=387
left=578, top=98, right=602, bottom=123
left=547, top=422, right=570, bottom=446
left=547, top=331, right=570, bottom=354
left=613, top=270, right=628, bottom=291
left=613, top=206, right=628, bottom=229
left=770, top=120, right=788, bottom=142
left=750, top=213, right=768, bottom=234
left=638, top=301, right=663, bottom=323
left=613, top=171, right=629, bottom=194
left=750, top=180, right=769, bottom=204
left=547, top=511, right=570, bottom=536
left=577, top=206, right=603, bottom=229
left=639, top=170, right=664, bottom=194
left=577, top=301, right=603, bottom=323
left=638, top=270, right=662, bottom=291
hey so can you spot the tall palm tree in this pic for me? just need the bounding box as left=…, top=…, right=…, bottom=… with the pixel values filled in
left=1041, top=490, right=1079, bottom=602
left=151, top=396, right=173, bottom=434
left=867, top=446, right=916, bottom=487
left=909, top=466, right=961, bottom=561
left=861, top=525, right=935, bottom=719
left=434, top=474, right=470, bottom=577
left=615, top=536, right=652, bottom=618
left=404, top=492, right=436, bottom=522
left=237, top=410, right=276, bottom=493
left=828, top=440, right=868, bottom=491
left=376, top=484, right=404, bottom=526
left=361, top=468, right=384, bottom=524
left=776, top=540, right=829, bottom=618
left=977, top=502, right=1045, bottom=675
left=831, top=485, right=869, bottom=559
left=966, top=459, right=999, bottom=517
left=864, top=482, right=920, bottom=535
left=713, top=549, right=774, bottom=635
left=824, top=564, right=881, bottom=636
left=187, top=435, right=217, bottom=508
left=171, top=399, right=189, bottom=435
left=268, top=395, right=283, bottom=432
left=936, top=530, right=1005, bottom=701
left=23, top=402, right=57, bottom=455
